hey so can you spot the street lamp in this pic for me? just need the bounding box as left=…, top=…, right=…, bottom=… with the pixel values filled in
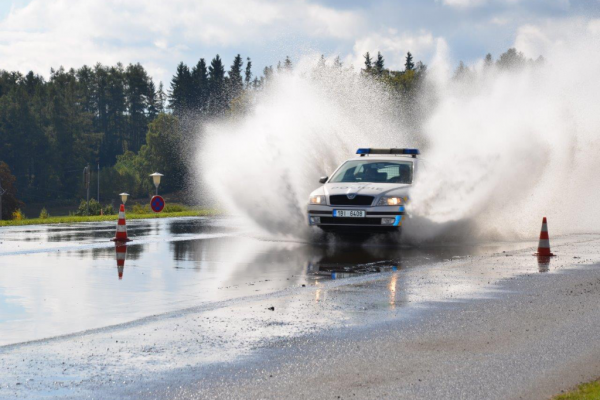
left=149, top=172, right=164, bottom=195
left=120, top=193, right=129, bottom=204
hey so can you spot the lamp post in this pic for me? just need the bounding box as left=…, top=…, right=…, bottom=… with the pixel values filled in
left=149, top=172, right=164, bottom=195
left=120, top=193, right=129, bottom=205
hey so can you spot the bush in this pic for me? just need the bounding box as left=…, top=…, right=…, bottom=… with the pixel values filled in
left=103, top=204, right=115, bottom=215
left=39, top=207, right=49, bottom=219
left=132, top=203, right=150, bottom=214
left=11, top=209, right=25, bottom=220
left=164, top=203, right=188, bottom=212
left=74, top=199, right=114, bottom=216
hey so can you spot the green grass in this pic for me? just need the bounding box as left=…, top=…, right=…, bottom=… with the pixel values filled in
left=554, top=380, right=600, bottom=400
left=0, top=209, right=220, bottom=227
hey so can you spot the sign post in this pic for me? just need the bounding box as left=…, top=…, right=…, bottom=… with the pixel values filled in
left=150, top=195, right=165, bottom=213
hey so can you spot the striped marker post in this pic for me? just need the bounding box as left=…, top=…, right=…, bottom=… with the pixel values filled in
left=115, top=243, right=127, bottom=279
left=111, top=204, right=132, bottom=242
left=534, top=217, right=554, bottom=256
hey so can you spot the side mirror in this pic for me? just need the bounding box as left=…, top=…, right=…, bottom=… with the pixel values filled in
left=319, top=176, right=328, bottom=184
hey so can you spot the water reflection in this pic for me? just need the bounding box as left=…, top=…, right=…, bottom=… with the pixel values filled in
left=0, top=217, right=530, bottom=345
left=115, top=243, right=127, bottom=279
left=537, top=255, right=552, bottom=273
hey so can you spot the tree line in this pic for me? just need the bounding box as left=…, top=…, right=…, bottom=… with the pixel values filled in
left=0, top=48, right=531, bottom=218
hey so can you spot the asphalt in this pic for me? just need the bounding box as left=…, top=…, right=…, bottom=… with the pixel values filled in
left=1, top=220, right=600, bottom=400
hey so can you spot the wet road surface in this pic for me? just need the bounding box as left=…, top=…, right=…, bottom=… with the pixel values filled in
left=1, top=216, right=600, bottom=399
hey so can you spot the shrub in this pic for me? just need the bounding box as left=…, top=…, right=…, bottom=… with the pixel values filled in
left=103, top=204, right=115, bottom=215
left=11, top=209, right=25, bottom=220
left=74, top=199, right=114, bottom=216
left=164, top=203, right=188, bottom=213
left=132, top=203, right=150, bottom=214
left=39, top=207, right=49, bottom=219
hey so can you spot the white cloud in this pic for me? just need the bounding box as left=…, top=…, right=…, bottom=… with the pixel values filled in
left=441, top=0, right=488, bottom=8
left=514, top=18, right=600, bottom=59
left=0, top=0, right=365, bottom=83
left=348, top=30, right=441, bottom=70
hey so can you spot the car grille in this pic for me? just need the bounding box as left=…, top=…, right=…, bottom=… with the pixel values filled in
left=329, top=195, right=374, bottom=206
left=319, top=217, right=382, bottom=225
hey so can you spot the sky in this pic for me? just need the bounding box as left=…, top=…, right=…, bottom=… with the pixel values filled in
left=0, top=0, right=598, bottom=86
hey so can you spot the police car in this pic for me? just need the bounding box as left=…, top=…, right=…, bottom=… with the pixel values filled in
left=307, top=148, right=419, bottom=232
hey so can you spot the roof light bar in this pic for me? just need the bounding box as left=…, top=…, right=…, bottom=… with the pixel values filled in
left=356, top=148, right=420, bottom=155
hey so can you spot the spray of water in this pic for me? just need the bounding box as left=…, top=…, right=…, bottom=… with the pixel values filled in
left=198, top=28, right=600, bottom=243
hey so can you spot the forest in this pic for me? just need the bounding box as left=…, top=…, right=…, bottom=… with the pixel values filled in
left=0, top=48, right=535, bottom=219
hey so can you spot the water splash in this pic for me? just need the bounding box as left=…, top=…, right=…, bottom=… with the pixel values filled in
left=199, top=28, right=600, bottom=243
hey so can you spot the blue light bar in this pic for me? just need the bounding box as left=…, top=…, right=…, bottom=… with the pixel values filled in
left=356, top=148, right=420, bottom=155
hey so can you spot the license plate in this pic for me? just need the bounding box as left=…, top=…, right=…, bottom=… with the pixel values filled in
left=334, top=210, right=366, bottom=218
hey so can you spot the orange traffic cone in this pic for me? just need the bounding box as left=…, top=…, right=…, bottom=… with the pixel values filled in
left=115, top=242, right=127, bottom=279
left=534, top=217, right=554, bottom=256
left=111, top=204, right=132, bottom=242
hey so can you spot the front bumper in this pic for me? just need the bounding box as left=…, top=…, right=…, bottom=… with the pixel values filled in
left=307, top=205, right=406, bottom=230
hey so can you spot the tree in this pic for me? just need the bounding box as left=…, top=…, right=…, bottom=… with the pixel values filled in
left=484, top=53, right=493, bottom=68
left=227, top=54, right=244, bottom=101
left=333, top=56, right=343, bottom=69
left=124, top=63, right=152, bottom=152
left=156, top=82, right=166, bottom=113
left=245, top=57, right=252, bottom=87
left=283, top=56, right=292, bottom=71
left=0, top=161, right=23, bottom=219
left=168, top=62, right=192, bottom=115
left=191, top=58, right=209, bottom=112
left=137, top=113, right=186, bottom=193
left=208, top=55, right=227, bottom=115
left=375, top=52, right=385, bottom=75
left=262, top=66, right=274, bottom=83
left=405, top=52, right=415, bottom=71
left=363, top=52, right=373, bottom=72
left=317, top=55, right=327, bottom=69
left=454, top=61, right=472, bottom=81
left=497, top=48, right=527, bottom=70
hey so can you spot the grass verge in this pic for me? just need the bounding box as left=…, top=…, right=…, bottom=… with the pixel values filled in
left=554, top=380, right=600, bottom=400
left=0, top=209, right=220, bottom=227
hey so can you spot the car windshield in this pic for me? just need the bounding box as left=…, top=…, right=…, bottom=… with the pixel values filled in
left=329, top=160, right=413, bottom=184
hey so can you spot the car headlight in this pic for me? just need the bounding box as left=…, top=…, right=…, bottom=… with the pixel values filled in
left=377, top=196, right=403, bottom=206
left=310, top=195, right=326, bottom=205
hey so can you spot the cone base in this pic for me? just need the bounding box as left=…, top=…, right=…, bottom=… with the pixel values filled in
left=533, top=252, right=555, bottom=256
left=111, top=238, right=132, bottom=242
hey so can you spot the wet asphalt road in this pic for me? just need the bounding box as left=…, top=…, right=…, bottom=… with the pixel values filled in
left=1, top=217, right=600, bottom=399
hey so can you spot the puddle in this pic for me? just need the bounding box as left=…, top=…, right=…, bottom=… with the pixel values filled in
left=0, top=216, right=540, bottom=346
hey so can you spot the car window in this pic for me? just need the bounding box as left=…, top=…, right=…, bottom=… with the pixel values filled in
left=330, top=160, right=413, bottom=184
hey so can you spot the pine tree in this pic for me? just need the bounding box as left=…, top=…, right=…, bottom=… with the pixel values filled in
left=363, top=52, right=373, bottom=72
left=263, top=66, right=274, bottom=82
left=283, top=56, right=292, bottom=70
left=169, top=62, right=192, bottom=115
left=227, top=54, right=244, bottom=101
left=191, top=58, right=208, bottom=111
left=156, top=82, right=166, bottom=113
left=124, top=63, right=151, bottom=152
left=317, top=55, right=326, bottom=69
left=484, top=53, right=493, bottom=68
left=208, top=55, right=227, bottom=115
left=405, top=52, right=415, bottom=71
left=147, top=80, right=159, bottom=121
left=497, top=48, right=526, bottom=70
left=375, top=52, right=385, bottom=75
left=245, top=57, right=252, bottom=87
left=333, top=56, right=343, bottom=69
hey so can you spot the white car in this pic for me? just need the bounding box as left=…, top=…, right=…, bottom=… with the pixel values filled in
left=307, top=148, right=419, bottom=232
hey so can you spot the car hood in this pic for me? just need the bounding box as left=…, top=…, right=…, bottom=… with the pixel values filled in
left=323, top=182, right=410, bottom=197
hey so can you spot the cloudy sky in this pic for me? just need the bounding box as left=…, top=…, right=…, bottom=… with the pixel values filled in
left=0, top=0, right=598, bottom=85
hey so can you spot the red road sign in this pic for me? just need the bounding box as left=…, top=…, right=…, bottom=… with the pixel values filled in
left=150, top=195, right=165, bottom=213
